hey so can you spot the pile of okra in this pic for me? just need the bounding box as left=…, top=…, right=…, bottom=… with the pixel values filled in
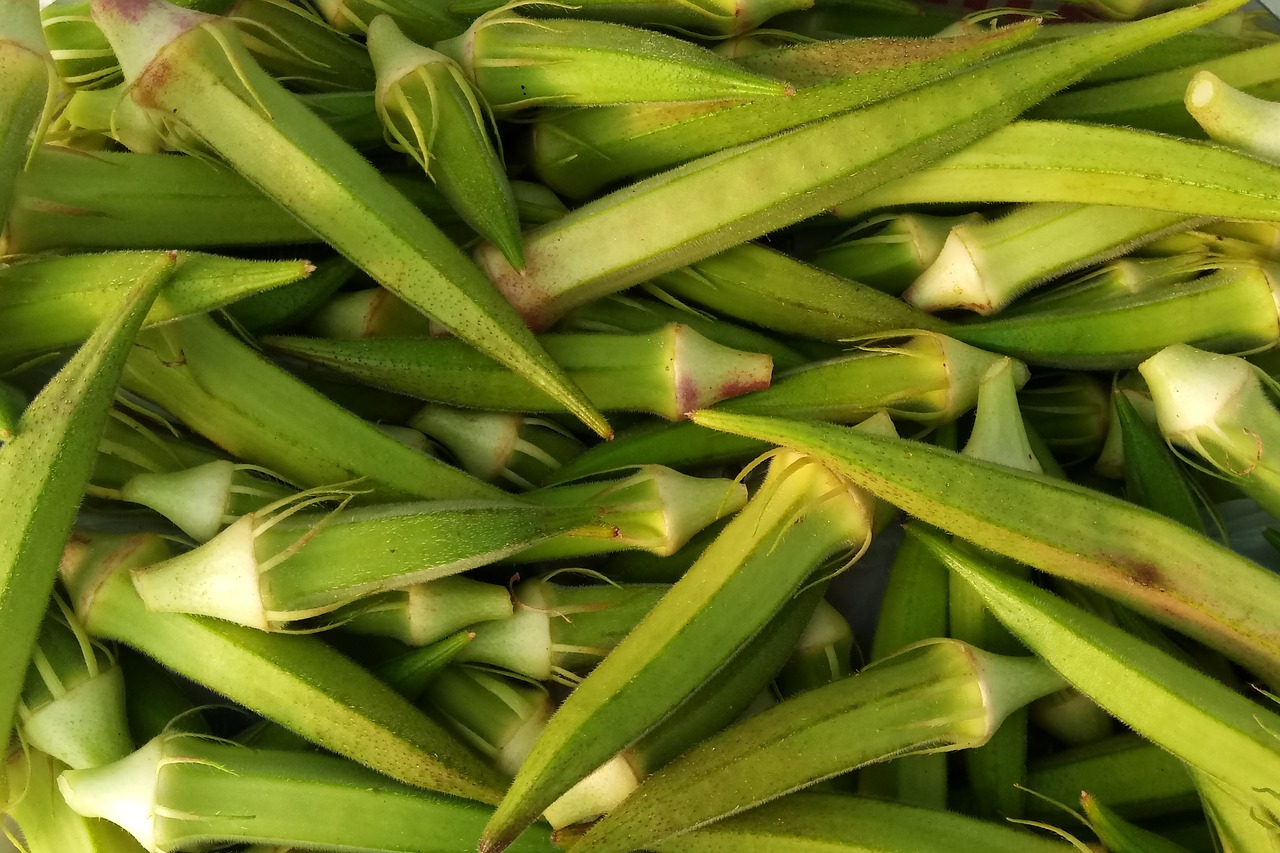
left=4, top=0, right=1280, bottom=848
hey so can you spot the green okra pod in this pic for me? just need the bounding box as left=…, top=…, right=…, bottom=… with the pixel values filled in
left=774, top=599, right=853, bottom=697
left=61, top=530, right=506, bottom=803
left=59, top=731, right=557, bottom=852
left=1187, top=69, right=1280, bottom=162
left=1114, top=387, right=1205, bottom=531
left=948, top=260, right=1280, bottom=369
left=648, top=792, right=1080, bottom=853
left=266, top=324, right=774, bottom=421
left=480, top=444, right=882, bottom=850
left=370, top=15, right=524, bottom=268
left=549, top=332, right=1015, bottom=480
left=312, top=0, right=468, bottom=43
left=436, top=6, right=792, bottom=113
left=0, top=251, right=312, bottom=360
left=1195, top=768, right=1280, bottom=852
left=479, top=1, right=1244, bottom=330
left=450, top=0, right=809, bottom=36
left=1032, top=39, right=1280, bottom=136
left=0, top=254, right=169, bottom=754
left=688, top=410, right=1280, bottom=686
left=529, top=24, right=1038, bottom=200
left=423, top=664, right=554, bottom=778
left=921, top=530, right=1280, bottom=828
left=903, top=203, right=1203, bottom=315
left=92, top=0, right=610, bottom=438
left=555, top=293, right=810, bottom=371
left=130, top=495, right=601, bottom=629
left=0, top=0, right=58, bottom=229
left=653, top=243, right=945, bottom=342
left=572, top=639, right=1066, bottom=853
left=830, top=120, right=1280, bottom=221
left=121, top=314, right=507, bottom=502
left=1026, top=734, right=1199, bottom=820
left=1018, top=371, right=1112, bottom=466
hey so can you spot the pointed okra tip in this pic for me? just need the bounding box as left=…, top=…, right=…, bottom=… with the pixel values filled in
left=90, top=0, right=213, bottom=83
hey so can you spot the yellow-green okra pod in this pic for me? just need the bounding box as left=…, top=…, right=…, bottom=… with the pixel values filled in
left=91, top=0, right=609, bottom=438
left=61, top=530, right=506, bottom=803
left=572, top=639, right=1066, bottom=853
left=648, top=793, right=1080, bottom=853
left=919, top=530, right=1280, bottom=830
left=370, top=15, right=524, bottom=268
left=120, top=314, right=508, bottom=502
left=480, top=444, right=882, bottom=851
left=529, top=24, right=1038, bottom=200
left=830, top=120, right=1280, bottom=221
left=450, top=0, right=808, bottom=36
left=59, top=731, right=558, bottom=853
left=688, top=410, right=1280, bottom=686
left=0, top=251, right=312, bottom=359
left=129, top=496, right=603, bottom=629
left=265, top=324, right=773, bottom=421
left=0, top=0, right=58, bottom=227
left=435, top=6, right=792, bottom=113
left=0, top=255, right=169, bottom=757
left=477, top=0, right=1249, bottom=330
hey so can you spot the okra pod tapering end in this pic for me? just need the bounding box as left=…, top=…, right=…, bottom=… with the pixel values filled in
left=1186, top=69, right=1280, bottom=163
left=369, top=15, right=525, bottom=269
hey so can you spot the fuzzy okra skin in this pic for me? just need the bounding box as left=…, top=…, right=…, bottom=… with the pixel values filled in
left=919, top=530, right=1280, bottom=826
left=829, top=119, right=1280, bottom=221
left=61, top=530, right=506, bottom=804
left=1186, top=70, right=1280, bottom=163
left=529, top=24, right=1039, bottom=200
left=648, top=793, right=1079, bottom=853
left=479, top=450, right=878, bottom=851
left=0, top=0, right=56, bottom=229
left=688, top=410, right=1280, bottom=686
left=0, top=251, right=312, bottom=359
left=59, top=731, right=559, bottom=853
left=121, top=314, right=508, bottom=503
left=478, top=0, right=1249, bottom=330
left=0, top=257, right=169, bottom=757
left=265, top=325, right=773, bottom=421
left=573, top=639, right=1066, bottom=853
left=91, top=0, right=610, bottom=440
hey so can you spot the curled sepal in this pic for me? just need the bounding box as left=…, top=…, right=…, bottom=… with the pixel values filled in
left=129, top=491, right=603, bottom=629
left=410, top=406, right=585, bottom=491
left=572, top=639, right=1065, bottom=853
left=436, top=4, right=792, bottom=113
left=918, top=529, right=1280, bottom=828
left=458, top=577, right=669, bottom=682
left=688, top=409, right=1280, bottom=687
left=1140, top=344, right=1280, bottom=521
left=19, top=599, right=133, bottom=770
left=371, top=15, right=523, bottom=268
left=1187, top=70, right=1280, bottom=163
left=58, top=730, right=558, bottom=853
